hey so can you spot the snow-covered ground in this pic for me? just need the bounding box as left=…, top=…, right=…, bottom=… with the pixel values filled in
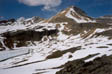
left=0, top=20, right=112, bottom=74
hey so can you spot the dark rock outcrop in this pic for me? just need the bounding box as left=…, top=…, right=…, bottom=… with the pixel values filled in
left=56, top=55, right=112, bottom=74
left=46, top=46, right=81, bottom=59
left=1, top=29, right=58, bottom=49
left=0, top=19, right=15, bottom=25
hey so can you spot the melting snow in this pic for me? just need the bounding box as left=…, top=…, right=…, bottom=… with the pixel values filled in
left=0, top=22, right=112, bottom=74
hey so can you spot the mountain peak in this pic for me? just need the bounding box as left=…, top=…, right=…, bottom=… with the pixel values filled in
left=64, top=6, right=96, bottom=23
left=47, top=6, right=95, bottom=23
left=68, top=6, right=87, bottom=16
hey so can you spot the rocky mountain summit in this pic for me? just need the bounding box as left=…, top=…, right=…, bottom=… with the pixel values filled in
left=47, top=6, right=95, bottom=23
left=0, top=6, right=112, bottom=74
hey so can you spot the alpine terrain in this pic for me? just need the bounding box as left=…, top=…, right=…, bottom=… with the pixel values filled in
left=0, top=6, right=112, bottom=74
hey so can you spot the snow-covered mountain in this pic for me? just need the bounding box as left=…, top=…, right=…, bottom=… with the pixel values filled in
left=0, top=6, right=112, bottom=74
left=47, top=6, right=95, bottom=23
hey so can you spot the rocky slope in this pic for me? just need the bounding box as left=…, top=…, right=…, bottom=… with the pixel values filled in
left=56, top=55, right=112, bottom=74
left=0, top=6, right=112, bottom=74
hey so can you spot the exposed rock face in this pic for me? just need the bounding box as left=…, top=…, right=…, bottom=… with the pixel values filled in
left=61, top=22, right=110, bottom=36
left=1, top=29, right=58, bottom=49
left=0, top=19, right=15, bottom=25
left=71, top=6, right=88, bottom=18
left=56, top=55, right=112, bottom=74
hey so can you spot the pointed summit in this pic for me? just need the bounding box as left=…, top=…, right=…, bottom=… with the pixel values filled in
left=68, top=6, right=88, bottom=17
left=47, top=6, right=95, bottom=23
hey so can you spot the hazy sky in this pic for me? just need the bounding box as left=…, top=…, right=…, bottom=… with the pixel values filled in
left=0, top=0, right=112, bottom=19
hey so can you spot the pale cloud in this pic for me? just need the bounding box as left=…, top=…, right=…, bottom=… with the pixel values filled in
left=18, top=0, right=62, bottom=11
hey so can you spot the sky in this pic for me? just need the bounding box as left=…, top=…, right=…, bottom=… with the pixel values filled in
left=0, top=0, right=112, bottom=20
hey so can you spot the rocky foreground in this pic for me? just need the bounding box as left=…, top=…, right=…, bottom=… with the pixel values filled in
left=56, top=55, right=112, bottom=74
